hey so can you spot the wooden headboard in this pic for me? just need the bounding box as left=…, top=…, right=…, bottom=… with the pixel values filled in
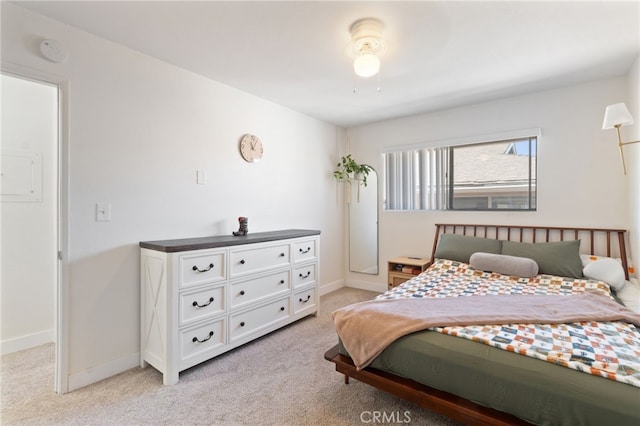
left=430, top=223, right=630, bottom=280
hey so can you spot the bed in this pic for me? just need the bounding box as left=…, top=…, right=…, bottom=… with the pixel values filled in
left=325, top=224, right=640, bottom=425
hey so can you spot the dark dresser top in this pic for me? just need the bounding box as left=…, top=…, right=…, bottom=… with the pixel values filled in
left=139, top=229, right=321, bottom=253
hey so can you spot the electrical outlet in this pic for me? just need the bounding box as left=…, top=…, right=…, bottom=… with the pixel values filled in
left=96, top=203, right=111, bottom=222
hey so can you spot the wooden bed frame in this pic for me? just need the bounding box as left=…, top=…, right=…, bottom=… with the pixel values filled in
left=429, top=224, right=630, bottom=280
left=324, top=223, right=630, bottom=426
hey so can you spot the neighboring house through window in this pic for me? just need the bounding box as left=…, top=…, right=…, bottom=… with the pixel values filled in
left=383, top=129, right=538, bottom=211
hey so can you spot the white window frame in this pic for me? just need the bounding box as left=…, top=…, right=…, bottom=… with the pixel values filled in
left=382, top=129, right=540, bottom=211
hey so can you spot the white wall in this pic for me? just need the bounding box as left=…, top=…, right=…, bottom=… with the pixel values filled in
left=1, top=3, right=345, bottom=389
left=626, top=56, right=640, bottom=281
left=1, top=74, right=57, bottom=354
left=347, top=77, right=634, bottom=291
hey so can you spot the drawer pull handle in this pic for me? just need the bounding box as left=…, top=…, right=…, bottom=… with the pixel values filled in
left=192, top=297, right=214, bottom=308
left=279, top=252, right=285, bottom=257
left=240, top=321, right=245, bottom=327
left=192, top=331, right=214, bottom=343
left=240, top=259, right=246, bottom=265
left=299, top=271, right=311, bottom=279
left=192, top=263, right=214, bottom=273
left=299, top=295, right=311, bottom=303
left=240, top=290, right=245, bottom=296
left=280, top=306, right=285, bottom=311
left=279, top=280, right=285, bottom=284
left=299, top=247, right=311, bottom=254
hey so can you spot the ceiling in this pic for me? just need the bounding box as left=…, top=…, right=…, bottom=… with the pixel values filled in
left=12, top=1, right=640, bottom=128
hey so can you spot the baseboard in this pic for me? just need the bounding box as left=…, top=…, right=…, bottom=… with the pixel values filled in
left=346, top=279, right=386, bottom=293
left=0, top=330, right=54, bottom=356
left=68, top=351, right=140, bottom=391
left=319, top=279, right=344, bottom=296
left=64, top=280, right=360, bottom=391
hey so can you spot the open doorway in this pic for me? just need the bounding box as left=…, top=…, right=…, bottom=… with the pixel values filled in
left=1, top=71, right=64, bottom=392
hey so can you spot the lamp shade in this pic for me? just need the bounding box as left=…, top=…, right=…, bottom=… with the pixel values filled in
left=602, top=103, right=634, bottom=129
left=354, top=53, right=380, bottom=78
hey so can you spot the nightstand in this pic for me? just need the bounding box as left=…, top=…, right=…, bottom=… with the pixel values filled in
left=387, top=256, right=431, bottom=290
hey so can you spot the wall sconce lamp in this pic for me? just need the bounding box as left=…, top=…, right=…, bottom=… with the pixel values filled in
left=602, top=102, right=639, bottom=175
left=350, top=18, right=387, bottom=79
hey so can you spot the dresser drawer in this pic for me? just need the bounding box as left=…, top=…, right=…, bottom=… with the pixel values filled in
left=180, top=250, right=226, bottom=288
left=292, top=263, right=316, bottom=289
left=229, top=244, right=290, bottom=277
left=293, top=287, right=317, bottom=315
left=292, top=239, right=317, bottom=264
left=229, top=297, right=290, bottom=342
left=179, top=285, right=225, bottom=326
left=230, top=270, right=290, bottom=309
left=180, top=318, right=226, bottom=364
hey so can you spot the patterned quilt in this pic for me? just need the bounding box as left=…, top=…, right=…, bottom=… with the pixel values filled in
left=377, top=259, right=640, bottom=388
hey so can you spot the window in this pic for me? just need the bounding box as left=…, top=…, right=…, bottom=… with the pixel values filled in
left=383, top=132, right=537, bottom=211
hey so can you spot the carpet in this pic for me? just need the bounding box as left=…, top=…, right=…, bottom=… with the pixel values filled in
left=0, top=288, right=460, bottom=426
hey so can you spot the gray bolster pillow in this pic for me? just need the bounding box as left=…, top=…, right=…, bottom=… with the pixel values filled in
left=469, top=252, right=539, bottom=278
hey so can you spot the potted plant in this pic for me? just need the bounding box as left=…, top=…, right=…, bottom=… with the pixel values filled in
left=333, top=154, right=373, bottom=202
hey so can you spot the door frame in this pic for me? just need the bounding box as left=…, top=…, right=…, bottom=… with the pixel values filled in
left=2, top=62, right=70, bottom=393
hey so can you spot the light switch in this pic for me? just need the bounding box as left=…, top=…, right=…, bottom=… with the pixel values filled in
left=96, top=203, right=111, bottom=222
left=197, top=169, right=207, bottom=185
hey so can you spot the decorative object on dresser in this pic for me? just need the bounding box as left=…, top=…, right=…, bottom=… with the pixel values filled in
left=387, top=256, right=430, bottom=289
left=232, top=216, right=248, bottom=236
left=239, top=133, right=263, bottom=163
left=140, top=229, right=320, bottom=385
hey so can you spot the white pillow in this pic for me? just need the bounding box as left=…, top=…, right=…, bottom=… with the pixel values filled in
left=469, top=252, right=539, bottom=278
left=617, top=278, right=640, bottom=313
left=580, top=254, right=624, bottom=267
left=583, top=257, right=626, bottom=290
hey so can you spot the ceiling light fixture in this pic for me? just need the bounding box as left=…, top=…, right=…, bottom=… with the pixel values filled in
left=349, top=18, right=387, bottom=87
left=602, top=102, right=639, bottom=175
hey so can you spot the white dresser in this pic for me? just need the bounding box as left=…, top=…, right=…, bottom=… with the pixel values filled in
left=140, top=229, right=320, bottom=385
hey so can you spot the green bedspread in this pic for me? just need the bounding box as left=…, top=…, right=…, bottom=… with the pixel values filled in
left=340, top=331, right=640, bottom=425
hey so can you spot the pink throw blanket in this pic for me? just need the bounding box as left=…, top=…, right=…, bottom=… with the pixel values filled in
left=332, top=291, right=640, bottom=370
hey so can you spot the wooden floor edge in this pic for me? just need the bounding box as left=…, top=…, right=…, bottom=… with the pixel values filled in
left=323, top=344, right=530, bottom=426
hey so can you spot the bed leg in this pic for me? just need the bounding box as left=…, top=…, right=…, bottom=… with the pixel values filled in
left=344, top=374, right=349, bottom=385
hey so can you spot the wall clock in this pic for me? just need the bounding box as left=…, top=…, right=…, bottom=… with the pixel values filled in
left=239, top=134, right=263, bottom=163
